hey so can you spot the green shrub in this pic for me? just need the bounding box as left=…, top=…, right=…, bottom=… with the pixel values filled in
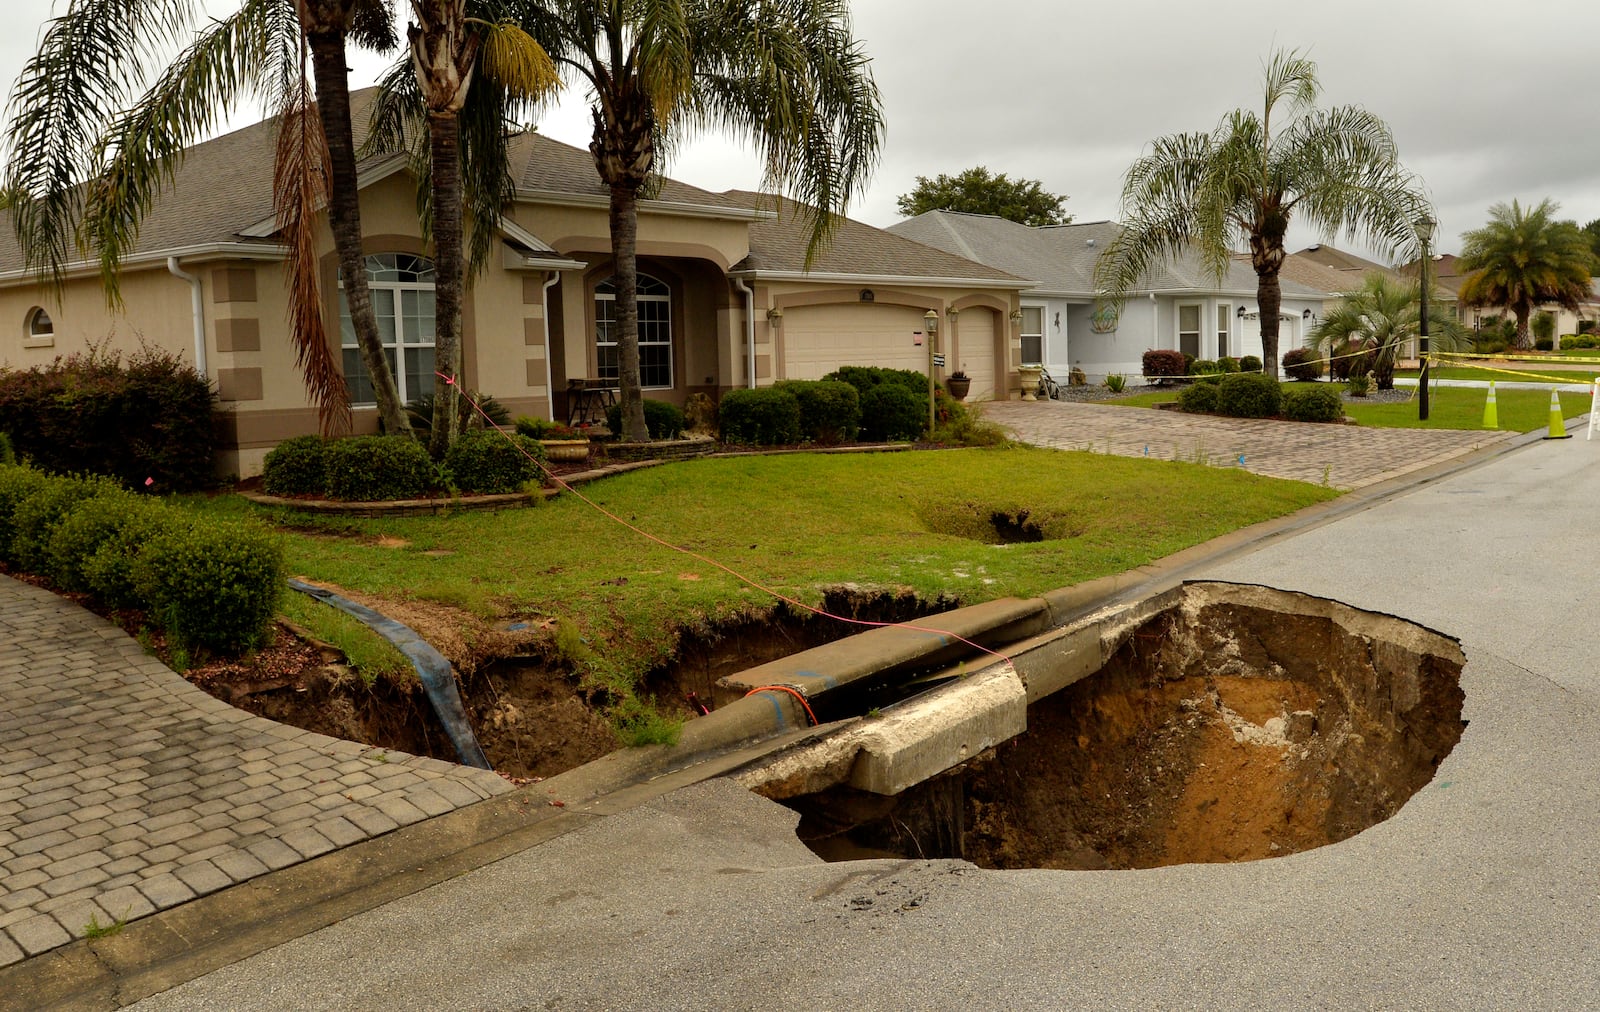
left=1281, top=347, right=1324, bottom=381
left=1216, top=373, right=1282, bottom=418
left=1579, top=335, right=1599, bottom=349
left=604, top=398, right=686, bottom=440
left=1239, top=355, right=1263, bottom=374
left=0, top=465, right=52, bottom=560
left=405, top=389, right=510, bottom=442
left=1188, top=359, right=1220, bottom=375
left=1217, top=356, right=1241, bottom=373
left=134, top=517, right=282, bottom=653
left=1533, top=312, right=1555, bottom=343
left=9, top=474, right=121, bottom=571
left=1560, top=335, right=1579, bottom=351
left=1474, top=334, right=1508, bottom=355
left=0, top=346, right=216, bottom=491
left=443, top=429, right=545, bottom=494
left=1345, top=373, right=1373, bottom=397
left=82, top=499, right=171, bottom=610
left=324, top=436, right=438, bottom=501
left=718, top=387, right=802, bottom=445
left=513, top=416, right=587, bottom=440
left=774, top=379, right=861, bottom=444
left=1330, top=340, right=1372, bottom=381
left=1535, top=337, right=1554, bottom=351
left=930, top=402, right=1010, bottom=447
left=46, top=488, right=146, bottom=591
left=0, top=433, right=12, bottom=466
left=1104, top=373, right=1127, bottom=393
left=822, top=365, right=926, bottom=398
left=261, top=435, right=329, bottom=496
left=1177, top=381, right=1220, bottom=413
left=859, top=383, right=926, bottom=442
left=1142, top=349, right=1187, bottom=382
left=1282, top=385, right=1344, bottom=423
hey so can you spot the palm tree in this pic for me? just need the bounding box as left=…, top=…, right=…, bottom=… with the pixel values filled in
left=1094, top=49, right=1428, bottom=380
left=1457, top=199, right=1595, bottom=351
left=507, top=0, right=883, bottom=441
left=4, top=0, right=412, bottom=435
left=1309, top=273, right=1469, bottom=390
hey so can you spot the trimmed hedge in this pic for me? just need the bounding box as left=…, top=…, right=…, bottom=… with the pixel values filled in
left=719, top=387, right=802, bottom=445
left=1188, top=359, right=1221, bottom=375
left=261, top=435, right=328, bottom=496
left=1282, top=347, right=1324, bottom=382
left=443, top=430, right=545, bottom=494
left=1177, top=382, right=1220, bottom=413
left=0, top=347, right=216, bottom=491
left=1239, top=355, right=1263, bottom=374
left=774, top=379, right=861, bottom=444
left=1143, top=349, right=1187, bottom=381
left=324, top=436, right=438, bottom=502
left=0, top=465, right=53, bottom=561
left=605, top=398, right=686, bottom=441
left=2, top=465, right=281, bottom=652
left=860, top=383, right=925, bottom=442
left=822, top=365, right=926, bottom=398
left=1217, top=373, right=1282, bottom=418
left=1282, top=385, right=1345, bottom=423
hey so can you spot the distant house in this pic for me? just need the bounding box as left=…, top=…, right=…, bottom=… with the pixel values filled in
left=888, top=211, right=1327, bottom=381
left=0, top=93, right=1026, bottom=476
left=1399, top=253, right=1600, bottom=339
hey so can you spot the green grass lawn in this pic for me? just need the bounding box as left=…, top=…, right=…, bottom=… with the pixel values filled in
left=1105, top=383, right=1590, bottom=431
left=1395, top=365, right=1600, bottom=383
left=185, top=447, right=1337, bottom=688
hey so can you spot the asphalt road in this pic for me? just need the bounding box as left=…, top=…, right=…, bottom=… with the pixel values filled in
left=135, top=434, right=1600, bottom=1011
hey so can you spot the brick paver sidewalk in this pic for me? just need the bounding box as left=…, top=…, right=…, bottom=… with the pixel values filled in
left=984, top=400, right=1519, bottom=488
left=0, top=577, right=513, bottom=966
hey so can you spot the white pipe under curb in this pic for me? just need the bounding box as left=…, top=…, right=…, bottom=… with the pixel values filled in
left=167, top=257, right=207, bottom=380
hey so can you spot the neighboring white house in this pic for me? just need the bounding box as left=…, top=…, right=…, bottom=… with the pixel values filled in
left=888, top=211, right=1329, bottom=381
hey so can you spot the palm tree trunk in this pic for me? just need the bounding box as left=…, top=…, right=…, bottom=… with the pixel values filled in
left=1256, top=267, right=1284, bottom=381
left=305, top=29, right=413, bottom=437
left=426, top=108, right=464, bottom=459
left=608, top=182, right=649, bottom=442
left=1513, top=304, right=1533, bottom=350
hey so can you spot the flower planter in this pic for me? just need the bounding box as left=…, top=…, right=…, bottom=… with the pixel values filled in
left=539, top=439, right=591, bottom=462
left=945, top=375, right=971, bottom=401
left=1017, top=365, right=1043, bottom=401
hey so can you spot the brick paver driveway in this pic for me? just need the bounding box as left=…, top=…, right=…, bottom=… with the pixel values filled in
left=984, top=399, right=1519, bottom=488
left=0, top=577, right=512, bottom=966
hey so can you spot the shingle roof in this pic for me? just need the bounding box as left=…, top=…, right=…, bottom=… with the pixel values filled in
left=516, top=134, right=754, bottom=212
left=725, top=192, right=1024, bottom=284
left=888, top=210, right=1327, bottom=299
left=1291, top=244, right=1394, bottom=275
left=1270, top=254, right=1368, bottom=296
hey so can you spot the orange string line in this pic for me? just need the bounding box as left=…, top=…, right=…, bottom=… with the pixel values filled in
left=743, top=685, right=819, bottom=727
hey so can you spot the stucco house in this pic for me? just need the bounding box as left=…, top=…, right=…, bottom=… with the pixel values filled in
left=1398, top=253, right=1600, bottom=340
left=887, top=211, right=1327, bottom=381
left=0, top=93, right=1027, bottom=477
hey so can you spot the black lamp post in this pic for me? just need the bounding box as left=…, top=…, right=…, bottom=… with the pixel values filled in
left=1417, top=214, right=1436, bottom=421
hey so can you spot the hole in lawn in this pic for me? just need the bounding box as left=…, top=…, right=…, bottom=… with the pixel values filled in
left=987, top=509, right=1044, bottom=544
left=919, top=498, right=1083, bottom=545
left=776, top=584, right=1466, bottom=869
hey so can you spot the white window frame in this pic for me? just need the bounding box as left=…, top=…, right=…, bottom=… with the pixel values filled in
left=1177, top=302, right=1202, bottom=358
left=1019, top=305, right=1045, bottom=366
left=1215, top=303, right=1231, bottom=360
left=338, top=254, right=437, bottom=407
left=595, top=274, right=673, bottom=389
left=23, top=306, right=54, bottom=348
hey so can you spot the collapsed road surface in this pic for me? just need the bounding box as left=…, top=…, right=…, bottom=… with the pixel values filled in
left=131, top=435, right=1600, bottom=1010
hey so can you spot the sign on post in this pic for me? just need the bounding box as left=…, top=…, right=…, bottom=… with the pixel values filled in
left=932, top=354, right=946, bottom=368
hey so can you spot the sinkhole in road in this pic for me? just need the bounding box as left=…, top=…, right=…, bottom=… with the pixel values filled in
left=781, top=585, right=1466, bottom=869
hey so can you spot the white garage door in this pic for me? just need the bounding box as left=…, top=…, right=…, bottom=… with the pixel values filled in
left=783, top=303, right=931, bottom=379
left=957, top=307, right=998, bottom=400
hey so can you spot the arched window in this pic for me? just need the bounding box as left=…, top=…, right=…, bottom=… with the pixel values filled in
left=595, top=274, right=672, bottom=389
left=25, top=307, right=53, bottom=341
left=338, top=253, right=437, bottom=405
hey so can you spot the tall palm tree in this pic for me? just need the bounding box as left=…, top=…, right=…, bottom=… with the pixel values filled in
left=507, top=0, right=883, bottom=441
left=1094, top=49, right=1428, bottom=380
left=4, top=0, right=412, bottom=435
left=404, top=0, right=557, bottom=457
left=1457, top=199, right=1595, bottom=351
left=1309, top=272, right=1468, bottom=390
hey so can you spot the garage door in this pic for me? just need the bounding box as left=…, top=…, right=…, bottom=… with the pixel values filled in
left=782, top=303, right=931, bottom=379
left=956, top=307, right=998, bottom=400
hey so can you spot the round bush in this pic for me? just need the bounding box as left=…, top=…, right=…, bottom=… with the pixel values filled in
left=1217, top=357, right=1241, bottom=373
left=775, top=379, right=861, bottom=444
left=9, top=474, right=121, bottom=572
left=1216, top=373, right=1283, bottom=418
left=1142, top=349, right=1187, bottom=382
left=134, top=516, right=282, bottom=653
left=1239, top=355, right=1263, bottom=373
left=261, top=435, right=329, bottom=496
left=324, top=436, right=437, bottom=501
left=82, top=498, right=172, bottom=610
left=1282, top=385, right=1345, bottom=423
left=0, top=465, right=53, bottom=561
left=1281, top=347, right=1324, bottom=382
left=718, top=387, right=802, bottom=445
left=1177, top=382, right=1220, bottom=413
left=47, top=488, right=146, bottom=591
left=823, top=366, right=926, bottom=398
left=604, top=398, right=686, bottom=440
left=1188, top=359, right=1220, bottom=375
left=444, top=429, right=545, bottom=494
left=860, top=383, right=926, bottom=442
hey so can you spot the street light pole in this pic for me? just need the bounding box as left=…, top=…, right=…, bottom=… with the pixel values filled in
left=924, top=309, right=939, bottom=435
left=1417, top=214, right=1436, bottom=422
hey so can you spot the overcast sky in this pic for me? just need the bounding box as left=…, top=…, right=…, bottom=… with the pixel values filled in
left=6, top=0, right=1600, bottom=264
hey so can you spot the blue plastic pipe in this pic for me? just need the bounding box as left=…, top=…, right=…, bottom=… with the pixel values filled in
left=287, top=579, right=492, bottom=769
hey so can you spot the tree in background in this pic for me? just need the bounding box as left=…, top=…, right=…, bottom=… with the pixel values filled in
left=896, top=166, right=1070, bottom=226
left=4, top=0, right=410, bottom=436
left=1582, top=218, right=1600, bottom=262
left=1308, top=273, right=1468, bottom=389
left=1094, top=49, right=1428, bottom=380
left=1457, top=199, right=1594, bottom=350
left=509, top=0, right=883, bottom=442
